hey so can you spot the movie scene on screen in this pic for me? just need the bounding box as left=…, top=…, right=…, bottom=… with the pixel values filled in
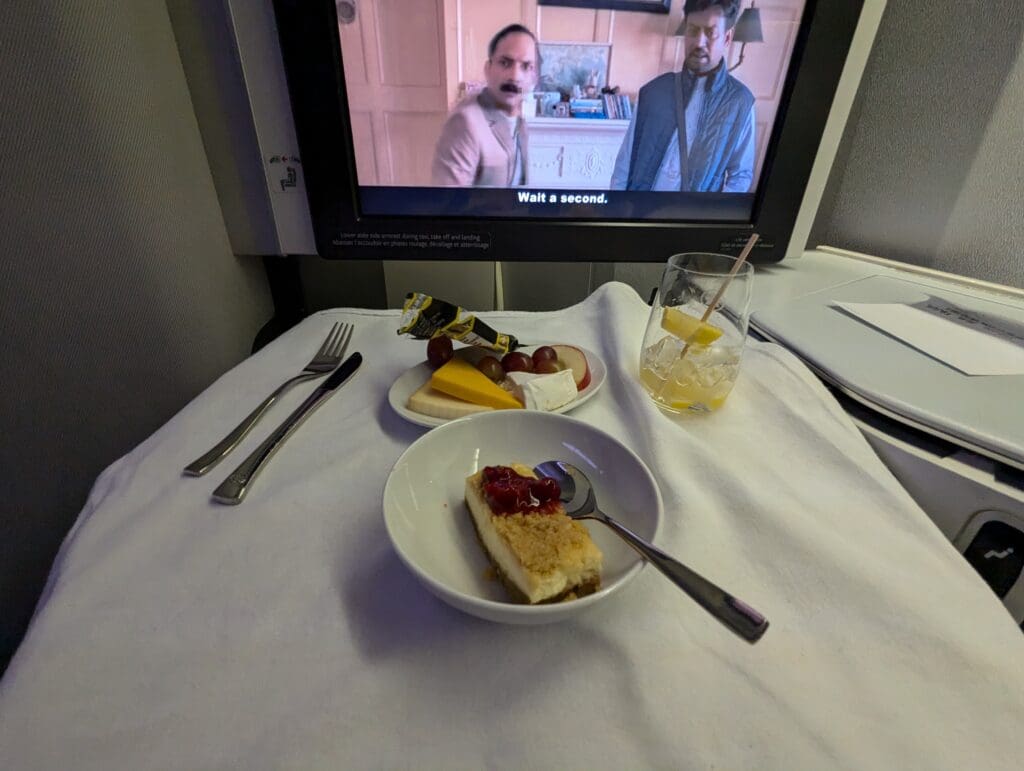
left=337, top=0, right=807, bottom=221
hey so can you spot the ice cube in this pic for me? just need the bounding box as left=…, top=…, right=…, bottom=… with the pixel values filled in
left=668, top=355, right=699, bottom=386
left=695, top=364, right=728, bottom=389
left=642, top=335, right=685, bottom=378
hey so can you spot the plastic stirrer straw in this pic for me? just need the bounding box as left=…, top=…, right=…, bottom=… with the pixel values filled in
left=701, top=233, right=759, bottom=322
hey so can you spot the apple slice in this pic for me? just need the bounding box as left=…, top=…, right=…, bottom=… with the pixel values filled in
left=551, top=344, right=591, bottom=391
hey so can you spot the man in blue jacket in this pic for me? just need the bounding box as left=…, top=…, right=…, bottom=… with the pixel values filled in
left=610, top=0, right=755, bottom=193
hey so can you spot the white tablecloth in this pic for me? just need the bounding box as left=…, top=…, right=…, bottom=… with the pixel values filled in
left=2, top=283, right=1022, bottom=770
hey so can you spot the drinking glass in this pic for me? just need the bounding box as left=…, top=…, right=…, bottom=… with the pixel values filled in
left=638, top=252, right=754, bottom=414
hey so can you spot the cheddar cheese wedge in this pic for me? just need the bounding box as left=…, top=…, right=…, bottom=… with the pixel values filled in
left=429, top=358, right=523, bottom=410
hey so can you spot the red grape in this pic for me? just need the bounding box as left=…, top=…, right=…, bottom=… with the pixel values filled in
left=534, top=358, right=564, bottom=374
left=477, top=356, right=505, bottom=382
left=426, top=335, right=453, bottom=368
left=501, top=351, right=534, bottom=373
left=531, top=346, right=557, bottom=367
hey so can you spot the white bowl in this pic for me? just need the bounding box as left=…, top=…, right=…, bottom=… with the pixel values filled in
left=382, top=410, right=663, bottom=624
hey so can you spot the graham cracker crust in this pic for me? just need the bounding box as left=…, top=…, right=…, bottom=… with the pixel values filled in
left=466, top=505, right=600, bottom=605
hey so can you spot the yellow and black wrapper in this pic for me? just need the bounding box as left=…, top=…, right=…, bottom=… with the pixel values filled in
left=398, top=292, right=518, bottom=354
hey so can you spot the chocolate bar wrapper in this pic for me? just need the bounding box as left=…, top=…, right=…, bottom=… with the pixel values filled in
left=397, top=292, right=518, bottom=354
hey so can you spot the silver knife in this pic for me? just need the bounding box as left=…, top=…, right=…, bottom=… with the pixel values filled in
left=211, top=352, right=363, bottom=505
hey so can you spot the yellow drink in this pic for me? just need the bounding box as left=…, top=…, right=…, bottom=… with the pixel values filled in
left=639, top=337, right=741, bottom=413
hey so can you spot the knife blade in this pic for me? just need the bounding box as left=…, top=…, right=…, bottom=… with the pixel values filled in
left=211, top=352, right=363, bottom=505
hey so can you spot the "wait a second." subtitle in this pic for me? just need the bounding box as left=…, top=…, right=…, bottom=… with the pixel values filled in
left=517, top=191, right=608, bottom=205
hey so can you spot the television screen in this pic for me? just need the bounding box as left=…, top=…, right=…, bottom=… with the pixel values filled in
left=274, top=0, right=869, bottom=262
left=339, top=0, right=806, bottom=224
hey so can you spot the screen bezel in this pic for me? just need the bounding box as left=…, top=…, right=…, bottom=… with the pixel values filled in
left=273, top=0, right=864, bottom=263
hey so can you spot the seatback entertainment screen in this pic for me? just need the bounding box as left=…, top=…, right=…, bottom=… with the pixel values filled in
left=336, top=0, right=807, bottom=222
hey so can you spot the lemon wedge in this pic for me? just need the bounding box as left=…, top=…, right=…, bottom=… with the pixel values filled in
left=661, top=307, right=723, bottom=345
left=668, top=395, right=728, bottom=412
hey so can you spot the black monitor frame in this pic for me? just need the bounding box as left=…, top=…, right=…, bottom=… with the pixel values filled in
left=273, top=0, right=865, bottom=263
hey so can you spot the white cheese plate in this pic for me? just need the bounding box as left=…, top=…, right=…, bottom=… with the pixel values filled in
left=387, top=344, right=607, bottom=428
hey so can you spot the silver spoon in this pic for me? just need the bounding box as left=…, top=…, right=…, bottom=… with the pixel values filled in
left=534, top=461, right=769, bottom=644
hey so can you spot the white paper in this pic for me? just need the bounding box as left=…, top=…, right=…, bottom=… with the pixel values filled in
left=834, top=298, right=1024, bottom=376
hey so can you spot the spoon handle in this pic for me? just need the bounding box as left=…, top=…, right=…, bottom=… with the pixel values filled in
left=593, top=512, right=769, bottom=643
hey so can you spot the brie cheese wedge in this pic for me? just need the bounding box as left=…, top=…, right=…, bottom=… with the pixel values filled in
left=504, top=369, right=577, bottom=411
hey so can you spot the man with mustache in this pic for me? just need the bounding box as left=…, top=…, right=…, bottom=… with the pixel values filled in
left=432, top=24, right=538, bottom=187
left=610, top=0, right=755, bottom=193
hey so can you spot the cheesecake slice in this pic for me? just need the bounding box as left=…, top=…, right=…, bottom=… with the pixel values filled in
left=465, top=464, right=602, bottom=604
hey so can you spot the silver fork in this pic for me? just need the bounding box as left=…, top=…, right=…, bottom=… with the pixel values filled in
left=184, top=322, right=353, bottom=476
